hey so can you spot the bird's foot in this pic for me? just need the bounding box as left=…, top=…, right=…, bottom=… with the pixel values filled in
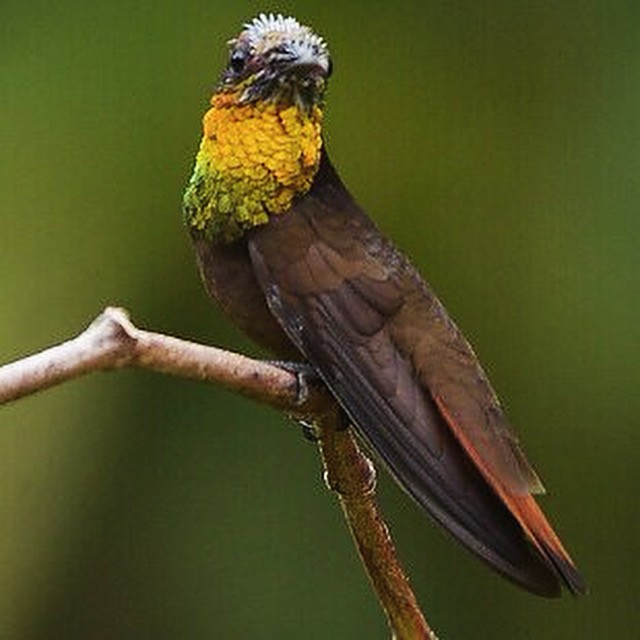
left=266, top=360, right=323, bottom=441
left=266, top=360, right=319, bottom=407
left=298, top=419, right=320, bottom=442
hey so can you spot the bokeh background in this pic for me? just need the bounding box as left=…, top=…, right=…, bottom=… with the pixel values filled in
left=2, top=0, right=638, bottom=637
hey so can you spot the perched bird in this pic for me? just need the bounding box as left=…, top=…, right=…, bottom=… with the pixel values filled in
left=184, top=13, right=585, bottom=597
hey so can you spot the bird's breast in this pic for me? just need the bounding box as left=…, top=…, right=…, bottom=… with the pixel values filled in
left=184, top=92, right=323, bottom=244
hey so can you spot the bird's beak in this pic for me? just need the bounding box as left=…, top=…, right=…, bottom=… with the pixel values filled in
left=286, top=50, right=331, bottom=79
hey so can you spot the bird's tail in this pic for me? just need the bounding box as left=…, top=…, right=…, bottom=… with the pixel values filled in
left=434, top=395, right=586, bottom=595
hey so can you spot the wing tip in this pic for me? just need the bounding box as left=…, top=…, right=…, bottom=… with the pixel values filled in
left=479, top=538, right=586, bottom=598
left=542, top=541, right=588, bottom=596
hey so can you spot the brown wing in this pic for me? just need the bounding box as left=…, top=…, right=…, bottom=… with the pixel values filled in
left=248, top=152, right=584, bottom=595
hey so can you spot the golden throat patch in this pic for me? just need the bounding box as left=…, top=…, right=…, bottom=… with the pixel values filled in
left=184, top=91, right=323, bottom=243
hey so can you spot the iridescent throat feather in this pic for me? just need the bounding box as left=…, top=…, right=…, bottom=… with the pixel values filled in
left=184, top=92, right=323, bottom=243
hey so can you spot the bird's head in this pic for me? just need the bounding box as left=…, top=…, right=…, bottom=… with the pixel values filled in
left=219, top=14, right=332, bottom=111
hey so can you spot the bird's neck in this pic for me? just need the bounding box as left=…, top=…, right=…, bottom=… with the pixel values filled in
left=184, top=90, right=324, bottom=243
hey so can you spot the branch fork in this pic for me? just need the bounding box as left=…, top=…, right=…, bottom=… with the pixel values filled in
left=0, top=307, right=436, bottom=639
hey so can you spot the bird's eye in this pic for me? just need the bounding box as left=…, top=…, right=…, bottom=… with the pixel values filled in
left=230, top=50, right=248, bottom=74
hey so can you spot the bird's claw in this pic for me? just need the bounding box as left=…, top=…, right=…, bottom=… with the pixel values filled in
left=299, top=420, right=320, bottom=442
left=266, top=360, right=323, bottom=441
left=267, top=360, right=319, bottom=407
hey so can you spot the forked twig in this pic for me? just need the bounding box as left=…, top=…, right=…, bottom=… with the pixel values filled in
left=0, top=307, right=436, bottom=639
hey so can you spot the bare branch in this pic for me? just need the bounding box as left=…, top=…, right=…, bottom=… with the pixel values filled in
left=318, top=411, right=436, bottom=639
left=0, top=307, right=326, bottom=413
left=0, top=307, right=133, bottom=404
left=0, top=307, right=437, bottom=639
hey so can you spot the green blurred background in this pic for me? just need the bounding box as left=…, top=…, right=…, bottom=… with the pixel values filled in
left=1, top=0, right=638, bottom=637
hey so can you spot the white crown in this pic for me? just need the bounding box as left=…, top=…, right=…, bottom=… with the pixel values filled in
left=238, top=13, right=328, bottom=57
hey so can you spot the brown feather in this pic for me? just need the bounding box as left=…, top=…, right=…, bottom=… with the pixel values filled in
left=243, top=150, right=585, bottom=595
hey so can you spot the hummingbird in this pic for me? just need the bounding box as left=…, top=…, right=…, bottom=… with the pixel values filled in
left=183, top=13, right=585, bottom=597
